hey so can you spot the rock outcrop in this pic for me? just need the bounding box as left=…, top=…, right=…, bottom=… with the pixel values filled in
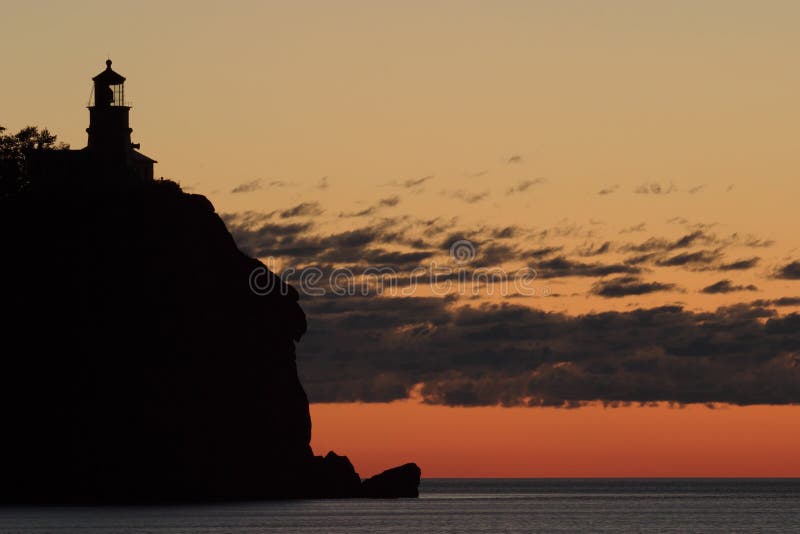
left=362, top=463, right=422, bottom=498
left=0, top=172, right=419, bottom=502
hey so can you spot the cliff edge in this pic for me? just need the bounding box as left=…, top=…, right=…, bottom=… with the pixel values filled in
left=0, top=173, right=419, bottom=502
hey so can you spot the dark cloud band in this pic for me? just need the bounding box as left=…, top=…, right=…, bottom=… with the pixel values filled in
left=297, top=295, right=800, bottom=407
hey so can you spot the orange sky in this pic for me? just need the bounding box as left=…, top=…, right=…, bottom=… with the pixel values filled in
left=4, top=1, right=800, bottom=477
left=312, top=401, right=800, bottom=478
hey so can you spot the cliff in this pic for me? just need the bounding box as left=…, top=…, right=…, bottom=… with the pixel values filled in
left=0, top=173, right=418, bottom=502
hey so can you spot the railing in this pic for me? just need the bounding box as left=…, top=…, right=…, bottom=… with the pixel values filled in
left=86, top=86, right=132, bottom=107
left=85, top=100, right=133, bottom=108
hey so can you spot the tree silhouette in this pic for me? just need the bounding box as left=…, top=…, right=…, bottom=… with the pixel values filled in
left=0, top=125, right=69, bottom=198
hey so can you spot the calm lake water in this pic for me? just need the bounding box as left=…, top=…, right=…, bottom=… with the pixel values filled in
left=1, top=479, right=798, bottom=533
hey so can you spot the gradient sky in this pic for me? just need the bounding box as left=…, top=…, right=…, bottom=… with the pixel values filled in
left=4, top=1, right=800, bottom=477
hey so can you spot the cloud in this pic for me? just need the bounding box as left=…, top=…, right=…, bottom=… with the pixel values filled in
left=224, top=212, right=440, bottom=270
left=524, top=246, right=563, bottom=259
left=535, top=256, right=640, bottom=278
left=231, top=179, right=262, bottom=194
left=419, top=216, right=459, bottom=238
left=742, top=237, right=774, bottom=248
left=701, top=280, right=758, bottom=294
left=774, top=261, right=800, bottom=280
left=223, top=218, right=314, bottom=257
left=358, top=249, right=436, bottom=267
left=623, top=231, right=710, bottom=253
left=470, top=243, right=520, bottom=268
left=280, top=202, right=324, bottom=218
left=576, top=241, right=612, bottom=257
left=341, top=196, right=401, bottom=218
left=220, top=210, right=274, bottom=226
left=620, top=223, right=646, bottom=234
left=443, top=189, right=489, bottom=203
left=224, top=212, right=776, bottom=297
left=672, top=232, right=709, bottom=249
left=399, top=175, right=433, bottom=188
left=751, top=297, right=800, bottom=307
left=625, top=253, right=659, bottom=265
left=598, top=185, right=619, bottom=196
left=620, top=232, right=769, bottom=272
left=655, top=250, right=722, bottom=268
left=635, top=182, right=677, bottom=195
left=220, top=210, right=800, bottom=407
left=718, top=257, right=760, bottom=271
left=506, top=178, right=546, bottom=195
left=530, top=221, right=591, bottom=240
left=296, top=296, right=800, bottom=406
left=591, top=275, right=677, bottom=298
left=491, top=226, right=519, bottom=239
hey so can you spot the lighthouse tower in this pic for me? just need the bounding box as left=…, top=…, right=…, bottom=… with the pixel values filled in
left=86, top=59, right=155, bottom=180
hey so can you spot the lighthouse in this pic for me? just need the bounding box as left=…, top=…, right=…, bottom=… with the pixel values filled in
left=26, top=59, right=157, bottom=184
left=86, top=59, right=156, bottom=180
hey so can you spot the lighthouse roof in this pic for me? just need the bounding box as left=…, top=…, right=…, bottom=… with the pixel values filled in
left=92, top=59, right=126, bottom=85
left=130, top=149, right=157, bottom=164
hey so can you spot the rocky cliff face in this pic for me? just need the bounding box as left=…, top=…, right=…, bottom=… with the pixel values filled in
left=0, top=175, right=418, bottom=502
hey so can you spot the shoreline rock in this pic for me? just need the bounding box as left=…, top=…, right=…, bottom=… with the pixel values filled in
left=362, top=463, right=422, bottom=498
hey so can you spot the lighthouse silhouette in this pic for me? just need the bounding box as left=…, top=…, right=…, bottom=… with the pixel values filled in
left=86, top=59, right=156, bottom=180
left=28, top=59, right=156, bottom=182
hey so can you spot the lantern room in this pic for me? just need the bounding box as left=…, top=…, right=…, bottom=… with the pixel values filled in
left=91, top=59, right=128, bottom=107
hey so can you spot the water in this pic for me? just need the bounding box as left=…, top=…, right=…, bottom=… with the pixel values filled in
left=0, top=479, right=798, bottom=533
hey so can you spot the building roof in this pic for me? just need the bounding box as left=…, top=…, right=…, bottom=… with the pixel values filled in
left=130, top=149, right=157, bottom=164
left=92, top=59, right=126, bottom=85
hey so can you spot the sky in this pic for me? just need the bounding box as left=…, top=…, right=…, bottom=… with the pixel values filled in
left=3, top=0, right=800, bottom=477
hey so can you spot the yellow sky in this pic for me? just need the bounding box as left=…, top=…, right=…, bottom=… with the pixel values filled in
left=3, top=1, right=799, bottom=243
